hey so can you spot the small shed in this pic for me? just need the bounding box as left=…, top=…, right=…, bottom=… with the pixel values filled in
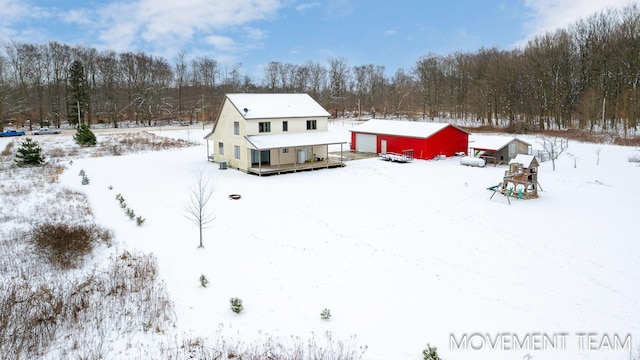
left=468, top=135, right=531, bottom=165
left=349, top=119, right=469, bottom=160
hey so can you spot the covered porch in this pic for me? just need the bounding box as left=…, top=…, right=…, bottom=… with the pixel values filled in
left=246, top=132, right=347, bottom=176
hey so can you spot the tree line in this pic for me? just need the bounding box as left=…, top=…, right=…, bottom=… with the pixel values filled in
left=0, top=5, right=638, bottom=135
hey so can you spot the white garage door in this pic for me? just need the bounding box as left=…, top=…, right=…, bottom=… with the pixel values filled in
left=355, top=133, right=377, bottom=153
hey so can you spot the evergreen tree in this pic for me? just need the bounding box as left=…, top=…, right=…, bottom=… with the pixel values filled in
left=422, top=344, right=442, bottom=360
left=14, top=137, right=45, bottom=167
left=67, top=60, right=90, bottom=126
left=74, top=123, right=97, bottom=146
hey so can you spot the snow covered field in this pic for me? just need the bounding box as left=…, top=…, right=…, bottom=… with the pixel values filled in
left=3, top=122, right=639, bottom=359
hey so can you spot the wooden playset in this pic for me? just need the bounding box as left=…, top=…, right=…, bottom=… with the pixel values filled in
left=489, top=154, right=542, bottom=204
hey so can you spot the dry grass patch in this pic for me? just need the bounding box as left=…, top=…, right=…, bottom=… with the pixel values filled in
left=29, top=223, right=113, bottom=269
left=48, top=146, right=67, bottom=158
left=0, top=141, right=15, bottom=156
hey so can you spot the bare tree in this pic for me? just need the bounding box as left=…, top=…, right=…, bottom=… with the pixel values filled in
left=327, top=57, right=349, bottom=117
left=0, top=54, right=8, bottom=131
left=174, top=50, right=188, bottom=121
left=542, top=137, right=568, bottom=171
left=263, top=61, right=282, bottom=91
left=184, top=169, right=216, bottom=248
left=304, top=60, right=326, bottom=99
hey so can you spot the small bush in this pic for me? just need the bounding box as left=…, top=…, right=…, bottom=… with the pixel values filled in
left=14, top=137, right=45, bottom=167
left=230, top=298, right=243, bottom=314
left=81, top=174, right=90, bottom=185
left=320, top=308, right=332, bottom=320
left=629, top=153, right=640, bottom=163
left=74, top=124, right=97, bottom=146
left=199, top=275, right=209, bottom=287
left=125, top=208, right=135, bottom=219
left=136, top=216, right=145, bottom=226
left=423, top=343, right=442, bottom=360
left=29, top=222, right=113, bottom=269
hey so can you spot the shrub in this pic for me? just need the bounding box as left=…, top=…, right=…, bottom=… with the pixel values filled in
left=81, top=174, right=90, bottom=185
left=1, top=141, right=14, bottom=156
left=29, top=223, right=113, bottom=269
left=423, top=344, right=442, bottom=360
left=136, top=216, right=146, bottom=226
left=230, top=298, right=243, bottom=314
left=74, top=124, right=97, bottom=146
left=14, top=137, right=45, bottom=167
left=199, top=275, right=209, bottom=287
left=125, top=208, right=135, bottom=219
left=320, top=308, right=332, bottom=320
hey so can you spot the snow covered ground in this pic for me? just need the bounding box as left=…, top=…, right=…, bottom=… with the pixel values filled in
left=4, top=121, right=639, bottom=359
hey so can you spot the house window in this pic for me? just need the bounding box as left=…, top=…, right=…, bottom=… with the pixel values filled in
left=306, top=120, right=317, bottom=130
left=218, top=142, right=224, bottom=155
left=283, top=148, right=289, bottom=153
left=259, top=122, right=271, bottom=133
left=233, top=121, right=239, bottom=135
left=282, top=121, right=288, bottom=132
left=234, top=145, right=240, bottom=159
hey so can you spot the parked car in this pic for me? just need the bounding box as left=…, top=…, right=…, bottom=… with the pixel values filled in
left=0, top=130, right=26, bottom=137
left=32, top=127, right=61, bottom=135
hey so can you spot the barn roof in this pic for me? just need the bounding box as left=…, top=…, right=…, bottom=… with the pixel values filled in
left=246, top=131, right=347, bottom=150
left=226, top=93, right=331, bottom=119
left=350, top=119, right=467, bottom=138
left=469, top=135, right=531, bottom=151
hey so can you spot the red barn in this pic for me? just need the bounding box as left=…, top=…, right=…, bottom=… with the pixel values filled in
left=350, top=119, right=469, bottom=160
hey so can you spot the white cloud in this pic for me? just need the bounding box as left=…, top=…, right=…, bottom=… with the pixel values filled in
left=0, top=0, right=37, bottom=44
left=63, top=9, right=95, bottom=27
left=522, top=0, right=638, bottom=40
left=296, top=2, right=321, bottom=12
left=326, top=0, right=355, bottom=17
left=0, top=0, right=31, bottom=23
left=91, top=2, right=142, bottom=52
left=205, top=34, right=235, bottom=51
left=384, top=29, right=397, bottom=37
left=57, top=0, right=282, bottom=61
left=133, top=0, right=281, bottom=43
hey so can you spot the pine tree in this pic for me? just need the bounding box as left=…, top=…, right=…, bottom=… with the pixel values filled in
left=67, top=60, right=90, bottom=126
left=14, top=137, right=45, bottom=167
left=74, top=123, right=97, bottom=146
left=422, top=344, right=442, bottom=360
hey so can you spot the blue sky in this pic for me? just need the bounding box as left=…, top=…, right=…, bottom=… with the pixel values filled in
left=0, top=0, right=637, bottom=79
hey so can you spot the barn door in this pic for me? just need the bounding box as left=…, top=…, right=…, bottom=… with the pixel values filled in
left=355, top=133, right=376, bottom=153
left=381, top=140, right=387, bottom=154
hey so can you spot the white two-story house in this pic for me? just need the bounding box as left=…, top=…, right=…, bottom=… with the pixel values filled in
left=204, top=93, right=347, bottom=175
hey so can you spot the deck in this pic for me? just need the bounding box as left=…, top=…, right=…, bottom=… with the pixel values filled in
left=248, top=158, right=345, bottom=176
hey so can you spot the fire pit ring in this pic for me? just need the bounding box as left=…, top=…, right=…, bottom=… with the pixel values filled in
left=229, top=194, right=241, bottom=200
